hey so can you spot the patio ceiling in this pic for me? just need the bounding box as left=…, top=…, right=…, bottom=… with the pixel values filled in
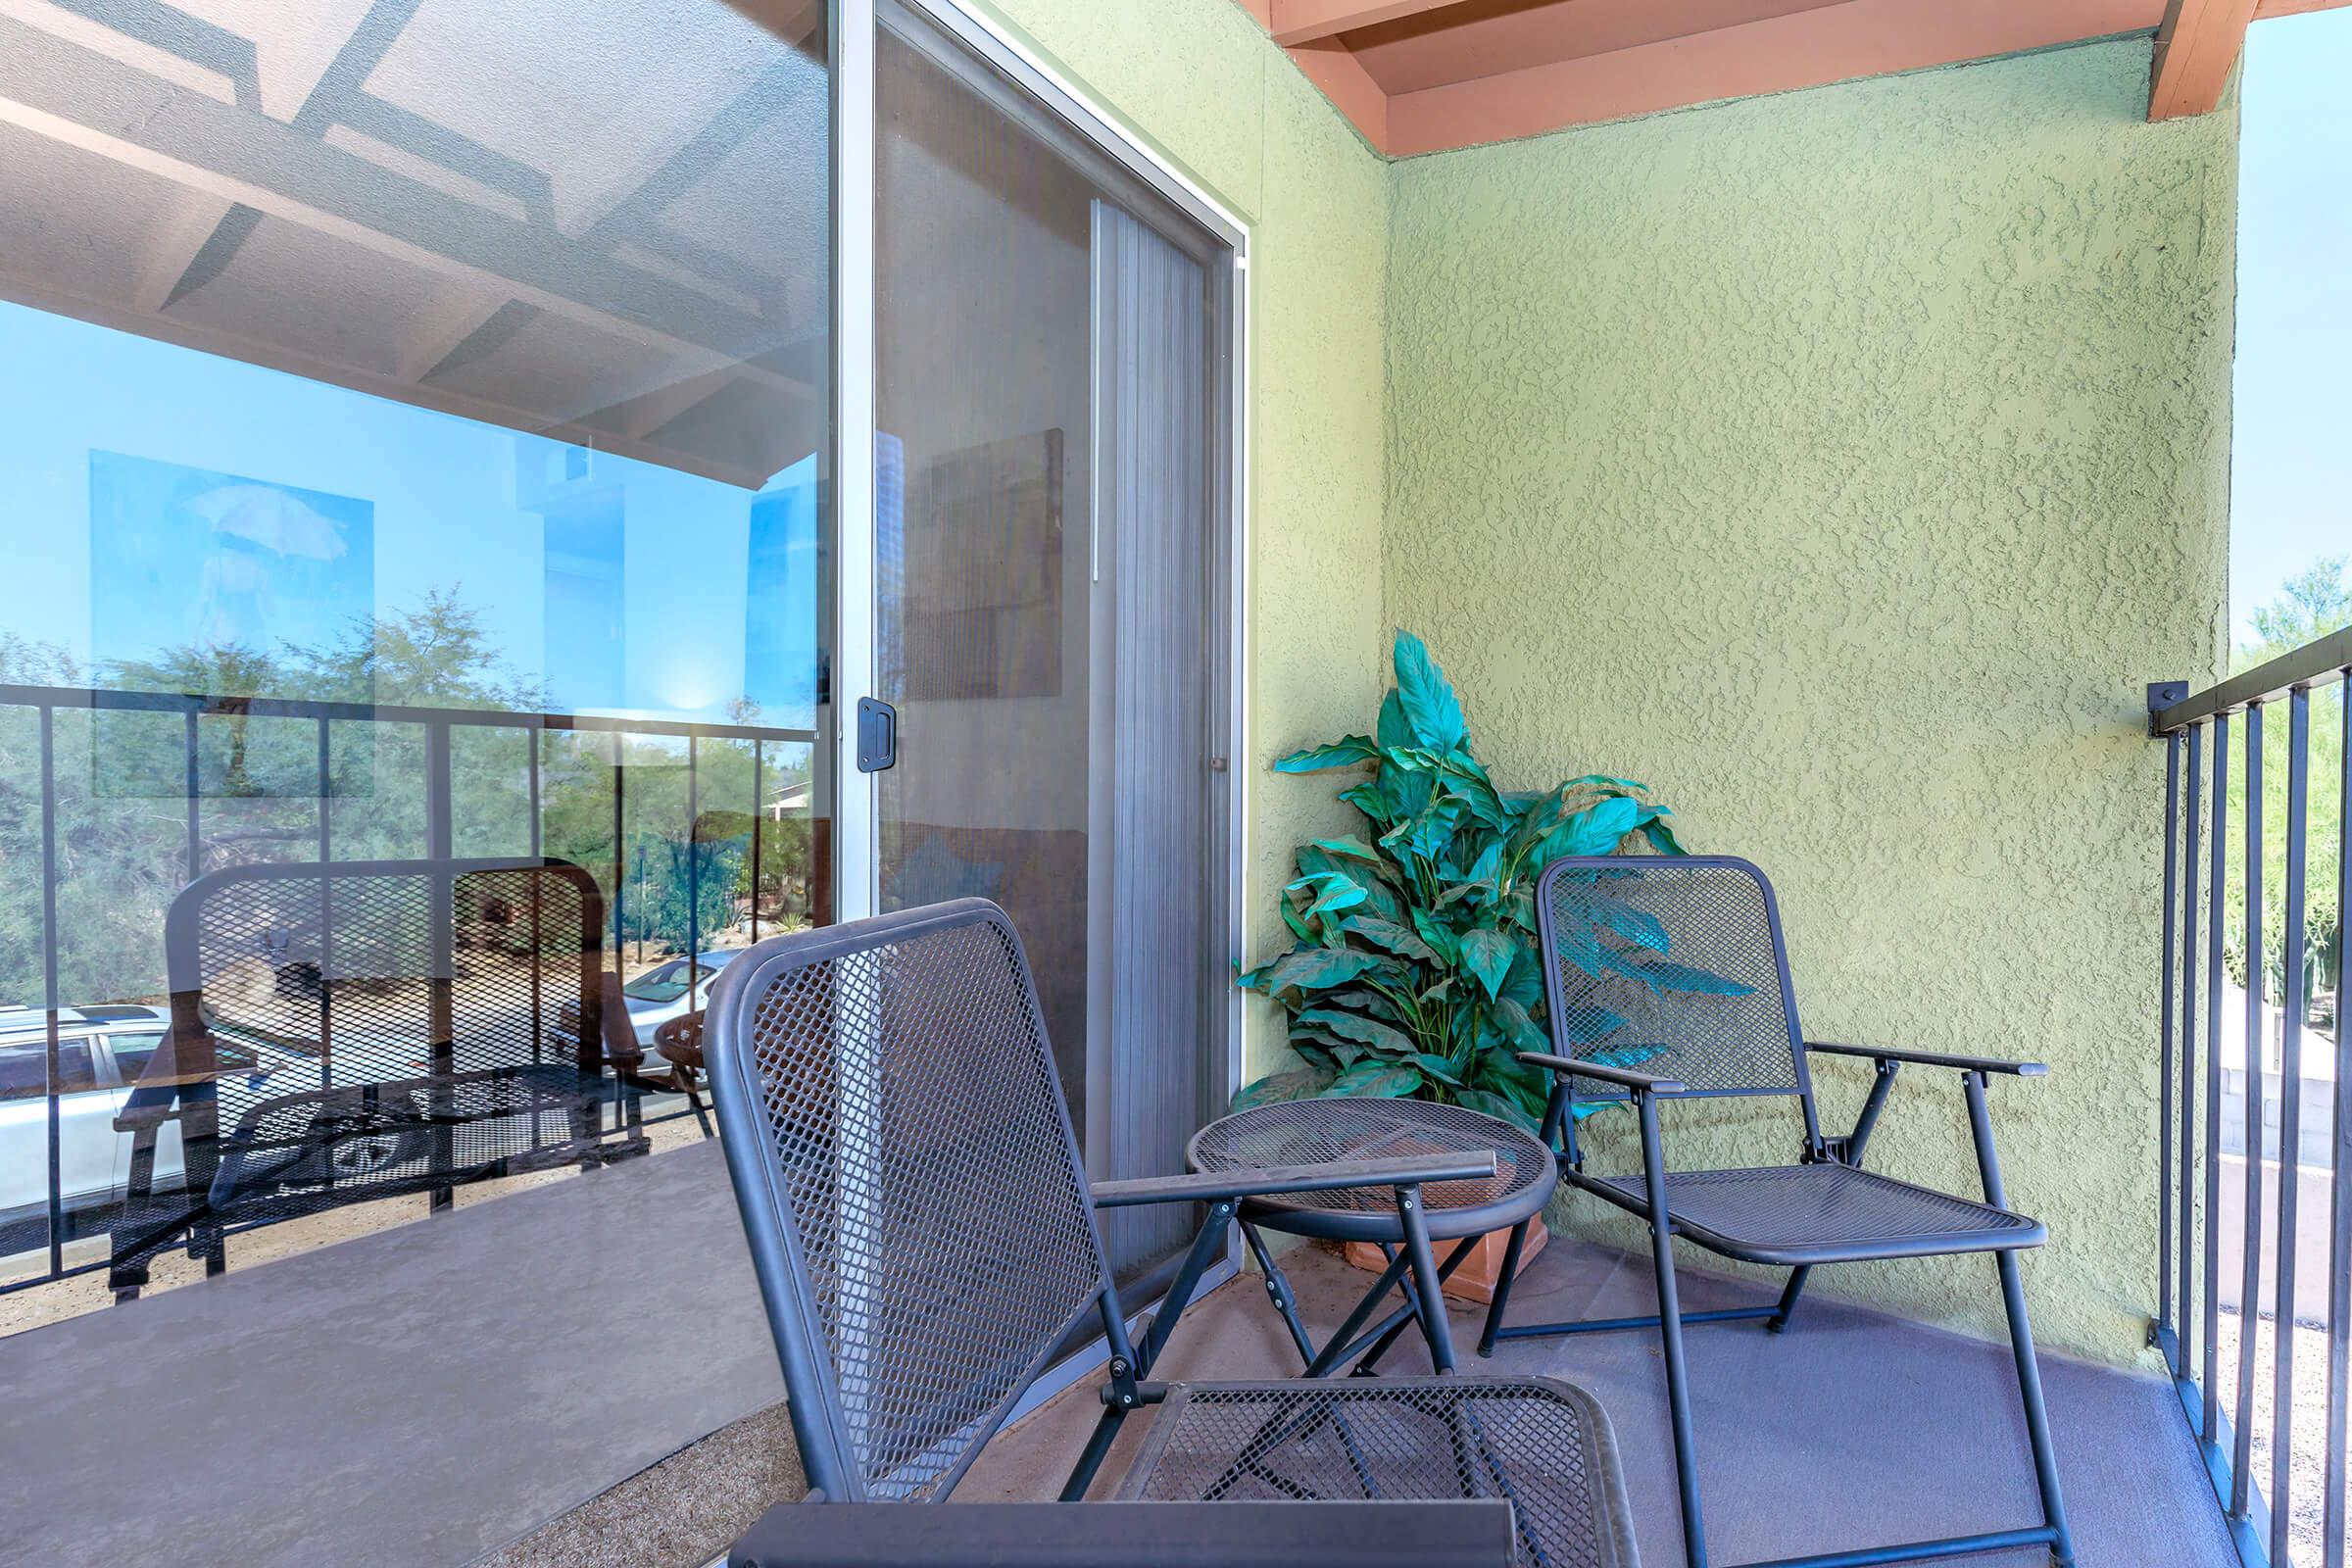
left=1237, top=0, right=2350, bottom=156
left=0, top=0, right=828, bottom=491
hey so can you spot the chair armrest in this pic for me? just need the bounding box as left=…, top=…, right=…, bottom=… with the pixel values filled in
left=1091, top=1152, right=1497, bottom=1209
left=1518, top=1053, right=1689, bottom=1096
left=1806, top=1041, right=2047, bottom=1077
left=731, top=1500, right=1519, bottom=1568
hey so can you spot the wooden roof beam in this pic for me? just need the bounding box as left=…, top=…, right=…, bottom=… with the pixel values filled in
left=1269, top=0, right=1462, bottom=47
left=2149, top=0, right=2260, bottom=119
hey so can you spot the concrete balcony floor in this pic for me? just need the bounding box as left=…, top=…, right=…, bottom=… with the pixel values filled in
left=962, top=1235, right=2239, bottom=1567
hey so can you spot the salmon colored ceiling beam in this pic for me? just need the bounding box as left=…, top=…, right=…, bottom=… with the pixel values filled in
left=2149, top=0, right=2260, bottom=119
left=1287, top=38, right=1392, bottom=147
left=2251, top=0, right=2351, bottom=19
left=1270, top=0, right=1464, bottom=48
left=1382, top=0, right=2161, bottom=156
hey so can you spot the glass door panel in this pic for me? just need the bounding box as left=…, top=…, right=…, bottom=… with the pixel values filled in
left=871, top=1, right=1229, bottom=1288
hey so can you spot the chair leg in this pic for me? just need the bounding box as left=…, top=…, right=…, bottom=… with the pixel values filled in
left=1396, top=1186, right=1457, bottom=1375
left=1476, top=1216, right=1534, bottom=1356
left=1994, top=1248, right=2077, bottom=1567
left=1766, top=1264, right=1811, bottom=1334
left=1637, top=1098, right=1710, bottom=1568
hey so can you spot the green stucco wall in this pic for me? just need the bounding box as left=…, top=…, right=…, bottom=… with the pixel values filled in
left=1383, top=39, right=2236, bottom=1361
left=963, top=0, right=1393, bottom=1089
left=956, top=9, right=2236, bottom=1362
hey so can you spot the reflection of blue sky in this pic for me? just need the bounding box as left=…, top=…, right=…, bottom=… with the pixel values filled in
left=2, top=301, right=820, bottom=727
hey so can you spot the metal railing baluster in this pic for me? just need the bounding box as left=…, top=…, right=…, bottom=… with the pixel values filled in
left=2272, top=688, right=2309, bottom=1566
left=2183, top=721, right=2206, bottom=1387
left=40, top=704, right=63, bottom=1280
left=2232, top=702, right=2264, bottom=1519
left=688, top=735, right=700, bottom=989
left=2162, top=729, right=2180, bottom=1348
left=2328, top=673, right=2352, bottom=1568
left=2207, top=712, right=2230, bottom=1450
left=183, top=710, right=200, bottom=879
left=752, top=740, right=764, bottom=944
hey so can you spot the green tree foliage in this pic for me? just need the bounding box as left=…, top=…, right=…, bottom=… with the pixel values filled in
left=0, top=594, right=815, bottom=1009
left=2222, top=557, right=2347, bottom=1010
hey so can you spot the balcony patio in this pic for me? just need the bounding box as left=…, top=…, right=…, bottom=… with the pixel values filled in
left=0, top=1132, right=2239, bottom=1567
left=0, top=0, right=2344, bottom=1563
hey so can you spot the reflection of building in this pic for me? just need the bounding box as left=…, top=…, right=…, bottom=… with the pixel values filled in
left=763, top=779, right=812, bottom=821
left=744, top=455, right=823, bottom=726
left=875, top=431, right=907, bottom=703
left=518, top=441, right=627, bottom=712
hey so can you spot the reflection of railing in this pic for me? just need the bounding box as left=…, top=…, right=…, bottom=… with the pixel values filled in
left=2148, top=627, right=2351, bottom=1568
left=0, top=681, right=820, bottom=1295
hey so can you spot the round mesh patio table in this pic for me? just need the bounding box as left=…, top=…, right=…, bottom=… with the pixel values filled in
left=1188, top=1099, right=1556, bottom=1375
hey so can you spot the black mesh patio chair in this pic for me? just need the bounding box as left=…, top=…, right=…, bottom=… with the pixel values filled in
left=1482, top=856, right=2074, bottom=1568
left=109, top=857, right=648, bottom=1295
left=706, top=899, right=1643, bottom=1568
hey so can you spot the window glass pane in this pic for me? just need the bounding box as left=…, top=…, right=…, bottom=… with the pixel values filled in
left=0, top=0, right=830, bottom=1555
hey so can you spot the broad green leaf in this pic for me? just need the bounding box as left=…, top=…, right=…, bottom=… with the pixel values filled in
left=1299, top=1006, right=1415, bottom=1057
left=1412, top=1053, right=1465, bottom=1087
left=1642, top=817, right=1688, bottom=856
left=1392, top=632, right=1467, bottom=752
left=1548, top=793, right=1645, bottom=858
left=1314, top=834, right=1389, bottom=867
left=1274, top=735, right=1378, bottom=772
left=1340, top=780, right=1393, bottom=826
left=1490, top=995, right=1549, bottom=1054
left=1375, top=688, right=1415, bottom=751
left=1341, top=914, right=1438, bottom=962
left=1263, top=947, right=1384, bottom=996
left=1456, top=1087, right=1538, bottom=1132
left=1459, top=927, right=1516, bottom=1000
left=1234, top=1066, right=1335, bottom=1111
left=1412, top=906, right=1462, bottom=966
left=1298, top=846, right=1399, bottom=922
left=1498, top=946, right=1544, bottom=1009
left=1277, top=899, right=1317, bottom=946
left=1321, top=1059, right=1424, bottom=1099
left=1286, top=870, right=1370, bottom=921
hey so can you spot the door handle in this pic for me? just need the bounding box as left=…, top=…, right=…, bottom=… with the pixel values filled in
left=857, top=698, right=898, bottom=773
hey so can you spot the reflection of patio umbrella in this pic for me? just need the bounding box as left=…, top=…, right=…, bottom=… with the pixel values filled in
left=187, top=484, right=349, bottom=561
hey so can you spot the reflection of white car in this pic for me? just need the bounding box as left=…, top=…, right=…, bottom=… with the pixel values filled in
left=620, top=952, right=742, bottom=1052
left=0, top=1004, right=294, bottom=1243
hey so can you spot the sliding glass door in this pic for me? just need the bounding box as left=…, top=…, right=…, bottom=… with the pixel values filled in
left=856, top=0, right=1237, bottom=1288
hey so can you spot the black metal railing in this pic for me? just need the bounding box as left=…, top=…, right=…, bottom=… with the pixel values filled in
left=0, top=681, right=818, bottom=1296
left=2151, top=625, right=2352, bottom=1568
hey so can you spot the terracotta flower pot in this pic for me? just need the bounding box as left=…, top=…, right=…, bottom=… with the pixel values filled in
left=1345, top=1215, right=1547, bottom=1306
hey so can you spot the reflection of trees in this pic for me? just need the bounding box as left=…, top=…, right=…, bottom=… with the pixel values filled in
left=0, top=592, right=814, bottom=1009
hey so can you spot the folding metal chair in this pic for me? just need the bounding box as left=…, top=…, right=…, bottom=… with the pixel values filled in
left=1482, top=856, right=2074, bottom=1568
left=705, top=898, right=1643, bottom=1567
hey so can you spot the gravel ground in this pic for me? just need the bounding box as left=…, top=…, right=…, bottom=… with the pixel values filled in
left=2214, top=1304, right=2339, bottom=1561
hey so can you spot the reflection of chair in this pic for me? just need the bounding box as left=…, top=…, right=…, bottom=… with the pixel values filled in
left=707, top=900, right=1641, bottom=1568
left=649, top=1009, right=712, bottom=1138
left=109, top=857, right=649, bottom=1298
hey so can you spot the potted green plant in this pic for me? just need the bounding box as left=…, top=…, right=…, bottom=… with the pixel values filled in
left=1236, top=630, right=1685, bottom=1300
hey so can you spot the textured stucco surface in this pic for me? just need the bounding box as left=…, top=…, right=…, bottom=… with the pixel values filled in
left=968, top=0, right=1393, bottom=1085
left=1382, top=39, right=2236, bottom=1362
